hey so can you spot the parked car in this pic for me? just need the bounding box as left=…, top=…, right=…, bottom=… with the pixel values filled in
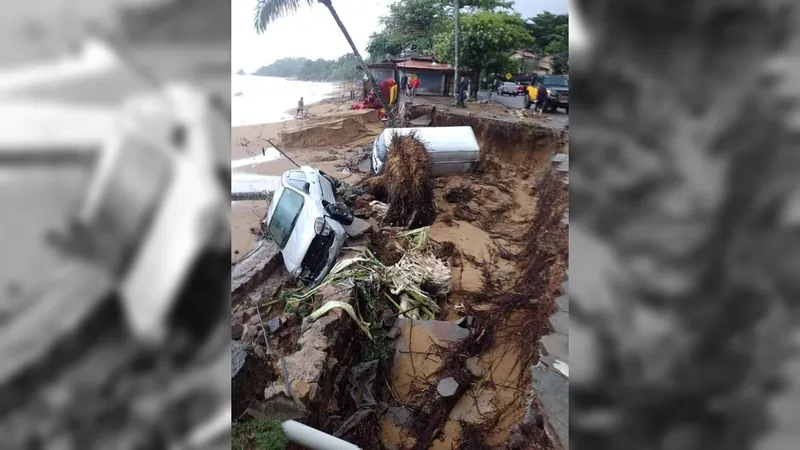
left=516, top=84, right=527, bottom=95
left=524, top=75, right=569, bottom=113
left=371, top=126, right=481, bottom=177
left=498, top=82, right=520, bottom=96
left=263, top=166, right=354, bottom=285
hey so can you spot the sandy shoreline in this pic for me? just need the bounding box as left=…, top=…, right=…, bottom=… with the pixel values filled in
left=231, top=90, right=381, bottom=263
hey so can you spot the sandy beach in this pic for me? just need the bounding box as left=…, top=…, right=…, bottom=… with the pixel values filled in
left=230, top=90, right=382, bottom=263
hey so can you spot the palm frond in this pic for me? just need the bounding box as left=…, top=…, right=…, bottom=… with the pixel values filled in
left=253, top=0, right=317, bottom=34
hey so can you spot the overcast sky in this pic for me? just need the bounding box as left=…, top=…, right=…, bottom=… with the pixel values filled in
left=232, top=0, right=569, bottom=73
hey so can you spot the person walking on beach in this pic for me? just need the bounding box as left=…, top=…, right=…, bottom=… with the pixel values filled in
left=296, top=97, right=305, bottom=118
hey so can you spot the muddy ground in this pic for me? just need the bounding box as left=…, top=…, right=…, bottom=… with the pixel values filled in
left=231, top=97, right=568, bottom=449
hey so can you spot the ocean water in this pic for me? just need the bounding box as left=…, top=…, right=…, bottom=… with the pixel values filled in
left=231, top=150, right=283, bottom=194
left=231, top=74, right=336, bottom=126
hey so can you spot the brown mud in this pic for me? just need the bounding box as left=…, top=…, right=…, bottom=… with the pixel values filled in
left=277, top=109, right=381, bottom=149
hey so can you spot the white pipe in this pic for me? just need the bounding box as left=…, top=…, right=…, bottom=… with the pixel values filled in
left=281, top=420, right=361, bottom=450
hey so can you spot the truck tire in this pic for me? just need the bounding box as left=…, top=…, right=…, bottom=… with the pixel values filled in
left=326, top=203, right=354, bottom=226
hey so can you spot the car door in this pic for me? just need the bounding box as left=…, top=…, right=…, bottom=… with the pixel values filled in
left=317, top=171, right=337, bottom=205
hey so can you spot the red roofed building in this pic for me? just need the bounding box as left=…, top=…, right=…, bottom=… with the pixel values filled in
left=364, top=55, right=468, bottom=97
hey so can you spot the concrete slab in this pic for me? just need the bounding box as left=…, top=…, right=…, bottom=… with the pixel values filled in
left=531, top=365, right=569, bottom=448
left=232, top=340, right=249, bottom=379
left=551, top=153, right=568, bottom=164
left=549, top=311, right=568, bottom=335
left=555, top=295, right=569, bottom=312
left=410, top=116, right=433, bottom=126
left=386, top=406, right=412, bottom=427
left=541, top=333, right=568, bottom=363
left=357, top=157, right=373, bottom=174
left=344, top=217, right=372, bottom=238
left=231, top=242, right=281, bottom=296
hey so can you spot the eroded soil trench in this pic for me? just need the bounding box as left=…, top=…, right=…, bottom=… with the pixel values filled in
left=231, top=109, right=568, bottom=450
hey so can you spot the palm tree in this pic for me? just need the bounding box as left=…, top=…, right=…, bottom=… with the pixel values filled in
left=253, top=0, right=395, bottom=126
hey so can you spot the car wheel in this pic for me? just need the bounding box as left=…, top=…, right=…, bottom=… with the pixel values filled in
left=326, top=203, right=354, bottom=226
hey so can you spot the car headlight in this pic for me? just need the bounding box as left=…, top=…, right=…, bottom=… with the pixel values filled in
left=314, top=217, right=325, bottom=234
left=291, top=267, right=303, bottom=279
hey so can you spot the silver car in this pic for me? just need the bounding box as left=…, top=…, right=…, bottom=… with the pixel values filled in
left=263, top=166, right=353, bottom=285
left=499, top=82, right=520, bottom=96
left=372, top=126, right=481, bottom=177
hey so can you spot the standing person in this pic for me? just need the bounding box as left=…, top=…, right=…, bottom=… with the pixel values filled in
left=296, top=97, right=304, bottom=118
left=535, top=83, right=548, bottom=115
left=400, top=74, right=408, bottom=95
left=411, top=76, right=420, bottom=96
left=457, top=76, right=468, bottom=107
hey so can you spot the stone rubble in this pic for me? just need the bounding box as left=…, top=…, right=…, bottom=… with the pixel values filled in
left=437, top=377, right=459, bottom=398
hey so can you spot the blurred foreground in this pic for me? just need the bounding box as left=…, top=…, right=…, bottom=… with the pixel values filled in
left=0, top=1, right=232, bottom=448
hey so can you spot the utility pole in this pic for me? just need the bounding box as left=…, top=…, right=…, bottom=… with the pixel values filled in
left=453, top=0, right=459, bottom=106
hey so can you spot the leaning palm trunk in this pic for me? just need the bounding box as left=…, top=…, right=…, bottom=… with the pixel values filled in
left=253, top=0, right=395, bottom=126
left=318, top=0, right=395, bottom=126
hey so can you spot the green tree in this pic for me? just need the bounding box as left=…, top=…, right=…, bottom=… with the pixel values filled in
left=253, top=0, right=395, bottom=124
left=252, top=54, right=362, bottom=82
left=365, top=0, right=512, bottom=61
left=525, top=11, right=568, bottom=54
left=366, top=31, right=405, bottom=62
left=381, top=0, right=450, bottom=53
left=433, top=11, right=532, bottom=97
left=543, top=20, right=568, bottom=74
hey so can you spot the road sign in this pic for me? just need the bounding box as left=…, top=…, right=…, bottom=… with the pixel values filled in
left=504, top=73, right=513, bottom=80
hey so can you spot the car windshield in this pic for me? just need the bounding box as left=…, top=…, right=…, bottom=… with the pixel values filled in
left=376, top=133, right=388, bottom=162
left=267, top=188, right=305, bottom=249
left=542, top=76, right=568, bottom=87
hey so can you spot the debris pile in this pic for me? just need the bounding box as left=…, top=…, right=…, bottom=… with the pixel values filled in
left=231, top=112, right=568, bottom=449
left=283, top=226, right=451, bottom=324
left=361, top=133, right=436, bottom=228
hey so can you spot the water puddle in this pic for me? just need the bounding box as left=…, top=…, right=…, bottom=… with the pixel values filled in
left=231, top=148, right=282, bottom=170
left=232, top=172, right=280, bottom=194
